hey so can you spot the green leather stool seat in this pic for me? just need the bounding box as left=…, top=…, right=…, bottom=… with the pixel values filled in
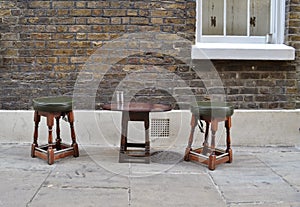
left=192, top=102, right=234, bottom=118
left=33, top=96, right=73, bottom=112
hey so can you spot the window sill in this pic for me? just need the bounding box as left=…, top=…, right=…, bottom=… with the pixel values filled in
left=191, top=43, right=295, bottom=60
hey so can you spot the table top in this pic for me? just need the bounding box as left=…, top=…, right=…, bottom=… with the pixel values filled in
left=101, top=102, right=173, bottom=112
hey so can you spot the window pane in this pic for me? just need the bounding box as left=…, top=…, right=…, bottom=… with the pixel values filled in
left=202, top=0, right=224, bottom=35
left=250, top=0, right=271, bottom=36
left=226, top=0, right=247, bottom=35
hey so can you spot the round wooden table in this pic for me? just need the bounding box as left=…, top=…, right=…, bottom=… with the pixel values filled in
left=102, top=102, right=173, bottom=162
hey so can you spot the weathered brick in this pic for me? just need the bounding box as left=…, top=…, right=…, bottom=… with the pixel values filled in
left=56, top=9, right=69, bottom=16
left=31, top=33, right=51, bottom=40
left=111, top=17, right=122, bottom=24
left=1, top=33, right=18, bottom=40
left=127, top=9, right=138, bottom=16
left=57, top=26, right=68, bottom=32
left=164, top=18, right=185, bottom=24
left=0, top=9, right=11, bottom=16
left=32, top=49, right=53, bottom=57
left=34, top=41, right=45, bottom=48
left=52, top=1, right=74, bottom=8
left=75, top=1, right=86, bottom=8
left=103, top=9, right=126, bottom=17
left=70, top=41, right=91, bottom=48
left=130, top=17, right=149, bottom=25
left=88, top=33, right=111, bottom=40
left=91, top=9, right=103, bottom=16
left=53, top=34, right=75, bottom=40
left=87, top=17, right=110, bottom=25
left=53, top=17, right=75, bottom=25
left=28, top=1, right=51, bottom=9
left=53, top=49, right=74, bottom=56
left=71, top=57, right=88, bottom=64
left=48, top=57, right=58, bottom=64
left=69, top=25, right=90, bottom=32
left=102, top=25, right=126, bottom=32
left=87, top=2, right=110, bottom=8
left=75, top=18, right=86, bottom=24
left=58, top=57, right=69, bottom=64
left=151, top=10, right=174, bottom=17
left=70, top=9, right=91, bottom=16
left=54, top=65, right=76, bottom=71
left=76, top=33, right=87, bottom=40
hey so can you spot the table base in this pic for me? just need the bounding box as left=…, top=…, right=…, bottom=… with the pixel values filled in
left=119, top=151, right=150, bottom=164
left=119, top=111, right=150, bottom=163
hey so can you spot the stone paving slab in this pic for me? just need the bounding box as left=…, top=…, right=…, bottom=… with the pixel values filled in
left=130, top=174, right=225, bottom=206
left=0, top=144, right=300, bottom=207
left=29, top=187, right=129, bottom=207
left=0, top=169, right=50, bottom=207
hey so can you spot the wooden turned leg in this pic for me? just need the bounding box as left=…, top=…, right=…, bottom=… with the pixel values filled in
left=47, top=114, right=54, bottom=165
left=47, top=114, right=54, bottom=145
left=144, top=113, right=150, bottom=156
left=208, top=155, right=216, bottom=170
left=208, top=119, right=218, bottom=170
left=73, top=143, right=79, bottom=157
left=55, top=116, right=61, bottom=150
left=67, top=112, right=76, bottom=145
left=32, top=111, right=40, bottom=158
left=227, top=148, right=233, bottom=163
left=184, top=114, right=197, bottom=161
left=225, top=117, right=232, bottom=163
left=202, top=121, right=210, bottom=156
left=67, top=111, right=79, bottom=157
left=210, top=119, right=218, bottom=155
left=47, top=147, right=54, bottom=165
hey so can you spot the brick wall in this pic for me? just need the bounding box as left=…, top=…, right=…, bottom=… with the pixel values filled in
left=288, top=0, right=300, bottom=108
left=0, top=0, right=298, bottom=110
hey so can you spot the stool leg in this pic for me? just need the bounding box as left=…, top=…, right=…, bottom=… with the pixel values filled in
left=67, top=111, right=79, bottom=157
left=202, top=121, right=210, bottom=155
left=47, top=114, right=54, bottom=165
left=208, top=119, right=218, bottom=170
left=55, top=117, right=61, bottom=150
left=144, top=113, right=150, bottom=156
left=31, top=111, right=40, bottom=158
left=225, top=117, right=233, bottom=163
left=184, top=114, right=197, bottom=161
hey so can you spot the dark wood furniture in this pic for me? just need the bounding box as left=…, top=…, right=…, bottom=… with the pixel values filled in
left=184, top=102, right=234, bottom=170
left=101, top=102, right=172, bottom=163
left=31, top=96, right=79, bottom=165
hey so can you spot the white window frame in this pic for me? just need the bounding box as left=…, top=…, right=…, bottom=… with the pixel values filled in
left=192, top=0, right=295, bottom=60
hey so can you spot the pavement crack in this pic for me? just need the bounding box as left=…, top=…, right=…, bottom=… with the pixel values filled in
left=208, top=172, right=228, bottom=206
left=26, top=166, right=56, bottom=207
left=128, top=164, right=132, bottom=206
left=60, top=186, right=128, bottom=190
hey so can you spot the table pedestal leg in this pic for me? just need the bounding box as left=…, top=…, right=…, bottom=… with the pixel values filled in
left=144, top=113, right=150, bottom=156
left=120, top=112, right=128, bottom=153
left=119, top=111, right=150, bottom=163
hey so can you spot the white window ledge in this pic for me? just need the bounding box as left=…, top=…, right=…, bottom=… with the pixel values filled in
left=192, top=43, right=295, bottom=60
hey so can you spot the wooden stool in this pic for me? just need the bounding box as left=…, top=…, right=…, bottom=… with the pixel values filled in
left=184, top=102, right=234, bottom=170
left=31, top=96, right=79, bottom=165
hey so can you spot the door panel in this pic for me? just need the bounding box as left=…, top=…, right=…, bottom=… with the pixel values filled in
left=202, top=0, right=224, bottom=35
left=250, top=0, right=271, bottom=36
left=226, top=0, right=248, bottom=36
